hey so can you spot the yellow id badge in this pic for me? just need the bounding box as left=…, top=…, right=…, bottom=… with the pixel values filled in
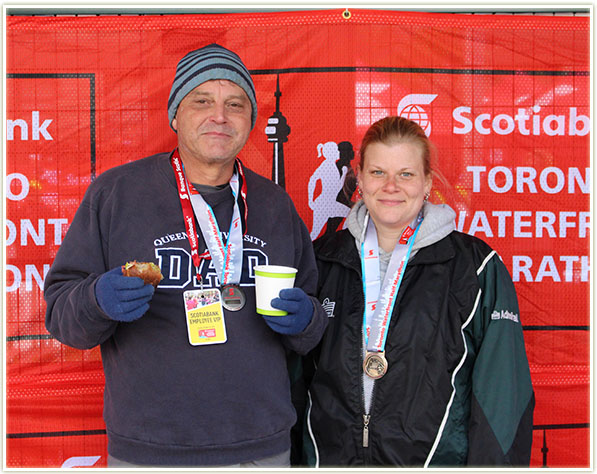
left=184, top=289, right=227, bottom=346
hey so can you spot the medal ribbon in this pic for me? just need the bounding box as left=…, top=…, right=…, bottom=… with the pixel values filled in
left=171, top=149, right=247, bottom=285
left=361, top=211, right=423, bottom=353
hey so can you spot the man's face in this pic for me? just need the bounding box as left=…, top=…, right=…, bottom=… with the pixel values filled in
left=172, top=79, right=252, bottom=167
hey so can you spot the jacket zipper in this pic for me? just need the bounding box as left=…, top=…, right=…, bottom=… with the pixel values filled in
left=361, top=363, right=379, bottom=466
left=361, top=381, right=379, bottom=450
left=361, top=317, right=378, bottom=460
left=361, top=304, right=369, bottom=450
left=362, top=414, right=371, bottom=447
left=360, top=266, right=380, bottom=461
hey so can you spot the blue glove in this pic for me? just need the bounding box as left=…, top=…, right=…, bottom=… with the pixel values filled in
left=95, top=266, right=155, bottom=322
left=265, top=287, right=314, bottom=335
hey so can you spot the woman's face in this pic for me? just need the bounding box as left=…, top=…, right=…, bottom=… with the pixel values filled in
left=358, top=141, right=432, bottom=235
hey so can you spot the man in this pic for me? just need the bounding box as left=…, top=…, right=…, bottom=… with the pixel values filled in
left=44, top=43, right=328, bottom=467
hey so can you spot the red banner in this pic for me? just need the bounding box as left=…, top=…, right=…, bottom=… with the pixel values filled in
left=5, top=10, right=590, bottom=468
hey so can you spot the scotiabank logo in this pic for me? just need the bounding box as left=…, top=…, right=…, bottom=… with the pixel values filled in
left=453, top=105, right=589, bottom=136
left=397, top=94, right=438, bottom=137
left=396, top=92, right=589, bottom=137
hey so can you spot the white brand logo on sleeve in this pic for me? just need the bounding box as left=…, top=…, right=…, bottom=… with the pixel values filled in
left=491, top=310, right=520, bottom=323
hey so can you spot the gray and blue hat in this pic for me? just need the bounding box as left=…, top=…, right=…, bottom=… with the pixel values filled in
left=168, top=43, right=257, bottom=130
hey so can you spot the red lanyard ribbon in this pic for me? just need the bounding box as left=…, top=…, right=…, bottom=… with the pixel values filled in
left=170, top=149, right=248, bottom=282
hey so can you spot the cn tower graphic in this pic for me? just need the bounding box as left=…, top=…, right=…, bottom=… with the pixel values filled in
left=265, top=74, right=291, bottom=188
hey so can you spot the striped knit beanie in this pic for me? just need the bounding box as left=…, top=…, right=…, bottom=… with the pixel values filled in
left=168, top=43, right=257, bottom=130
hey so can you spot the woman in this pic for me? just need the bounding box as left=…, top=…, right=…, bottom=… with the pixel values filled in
left=303, top=116, right=534, bottom=467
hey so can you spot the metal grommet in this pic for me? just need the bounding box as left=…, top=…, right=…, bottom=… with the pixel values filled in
left=342, top=8, right=351, bottom=20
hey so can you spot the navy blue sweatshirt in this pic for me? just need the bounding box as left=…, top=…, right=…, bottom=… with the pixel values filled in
left=44, top=152, right=327, bottom=466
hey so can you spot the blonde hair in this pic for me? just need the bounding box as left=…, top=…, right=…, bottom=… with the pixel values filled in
left=359, top=116, right=435, bottom=178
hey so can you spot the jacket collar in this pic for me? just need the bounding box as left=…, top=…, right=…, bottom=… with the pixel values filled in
left=410, top=232, right=456, bottom=266
left=314, top=229, right=361, bottom=273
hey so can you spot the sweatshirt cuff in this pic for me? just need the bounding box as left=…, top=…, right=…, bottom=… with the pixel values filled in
left=282, top=297, right=328, bottom=355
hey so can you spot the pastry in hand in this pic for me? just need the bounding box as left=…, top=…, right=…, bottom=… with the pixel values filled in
left=121, top=261, right=163, bottom=287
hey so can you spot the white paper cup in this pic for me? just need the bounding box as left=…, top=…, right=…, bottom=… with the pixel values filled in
left=253, top=265, right=298, bottom=316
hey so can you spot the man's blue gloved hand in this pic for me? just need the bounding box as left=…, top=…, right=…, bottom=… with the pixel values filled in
left=95, top=266, right=155, bottom=322
left=264, top=287, right=314, bottom=335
